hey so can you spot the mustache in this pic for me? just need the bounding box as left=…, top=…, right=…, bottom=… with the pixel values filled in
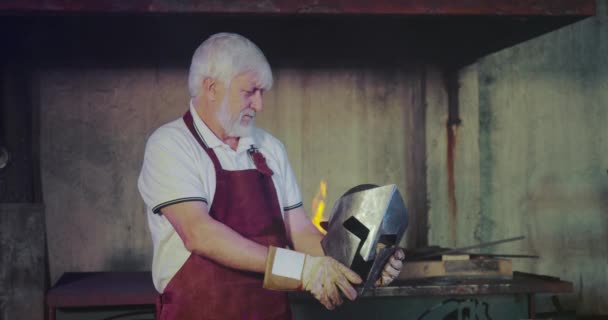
left=241, top=109, right=256, bottom=118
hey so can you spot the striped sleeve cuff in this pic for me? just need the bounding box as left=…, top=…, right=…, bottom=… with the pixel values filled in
left=283, top=202, right=303, bottom=211
left=152, top=197, right=208, bottom=215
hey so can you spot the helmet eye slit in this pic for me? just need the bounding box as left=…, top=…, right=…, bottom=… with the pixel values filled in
left=342, top=216, right=369, bottom=240
left=343, top=217, right=373, bottom=278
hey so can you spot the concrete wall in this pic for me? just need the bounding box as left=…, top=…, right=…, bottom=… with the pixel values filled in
left=427, top=4, right=608, bottom=314
left=39, top=65, right=428, bottom=285
left=40, top=68, right=174, bottom=283
left=0, top=204, right=45, bottom=320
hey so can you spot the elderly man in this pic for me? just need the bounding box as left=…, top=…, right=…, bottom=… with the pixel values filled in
left=138, top=32, right=404, bottom=319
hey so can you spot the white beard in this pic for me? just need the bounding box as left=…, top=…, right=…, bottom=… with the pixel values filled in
left=216, top=97, right=256, bottom=138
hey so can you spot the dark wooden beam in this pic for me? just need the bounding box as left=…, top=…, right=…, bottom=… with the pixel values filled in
left=0, top=0, right=596, bottom=16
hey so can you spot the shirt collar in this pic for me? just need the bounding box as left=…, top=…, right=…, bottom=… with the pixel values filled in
left=189, top=100, right=258, bottom=152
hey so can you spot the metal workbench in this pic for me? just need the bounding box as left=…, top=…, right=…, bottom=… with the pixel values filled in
left=47, top=271, right=571, bottom=319
left=290, top=272, right=572, bottom=319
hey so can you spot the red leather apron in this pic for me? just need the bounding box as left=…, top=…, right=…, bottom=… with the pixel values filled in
left=156, top=111, right=291, bottom=320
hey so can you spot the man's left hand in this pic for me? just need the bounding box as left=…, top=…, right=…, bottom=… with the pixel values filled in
left=375, top=248, right=405, bottom=286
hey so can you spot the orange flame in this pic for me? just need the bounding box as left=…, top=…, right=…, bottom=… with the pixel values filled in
left=311, top=180, right=328, bottom=234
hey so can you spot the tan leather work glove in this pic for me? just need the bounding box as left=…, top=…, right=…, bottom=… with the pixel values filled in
left=263, top=247, right=362, bottom=310
left=301, top=255, right=363, bottom=310
left=375, top=248, right=405, bottom=286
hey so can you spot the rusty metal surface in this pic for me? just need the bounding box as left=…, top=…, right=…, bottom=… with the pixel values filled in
left=443, top=259, right=500, bottom=272
left=0, top=0, right=596, bottom=15
left=361, top=272, right=573, bottom=298
left=289, top=272, right=573, bottom=299
left=444, top=68, right=461, bottom=244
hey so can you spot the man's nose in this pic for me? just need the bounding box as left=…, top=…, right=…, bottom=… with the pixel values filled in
left=251, top=90, right=263, bottom=112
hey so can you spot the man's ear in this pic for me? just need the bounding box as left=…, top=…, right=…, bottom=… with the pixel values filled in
left=202, top=77, right=218, bottom=102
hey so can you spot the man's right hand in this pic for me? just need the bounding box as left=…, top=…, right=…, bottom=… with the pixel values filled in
left=301, top=255, right=362, bottom=310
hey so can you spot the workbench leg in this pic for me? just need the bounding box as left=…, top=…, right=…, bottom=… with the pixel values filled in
left=48, top=306, right=55, bottom=320
left=527, top=294, right=536, bottom=319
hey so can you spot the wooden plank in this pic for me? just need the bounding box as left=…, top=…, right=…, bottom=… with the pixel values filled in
left=442, top=254, right=470, bottom=261
left=0, top=0, right=595, bottom=15
left=399, top=258, right=512, bottom=280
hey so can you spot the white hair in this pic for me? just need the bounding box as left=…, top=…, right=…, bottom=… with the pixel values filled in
left=188, top=32, right=273, bottom=98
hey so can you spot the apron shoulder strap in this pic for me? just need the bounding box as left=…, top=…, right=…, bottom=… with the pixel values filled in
left=182, top=110, right=223, bottom=173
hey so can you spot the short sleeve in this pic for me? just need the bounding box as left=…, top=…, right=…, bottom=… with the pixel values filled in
left=138, top=128, right=208, bottom=214
left=276, top=142, right=303, bottom=211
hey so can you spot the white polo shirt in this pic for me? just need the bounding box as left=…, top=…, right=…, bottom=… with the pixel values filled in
left=138, top=103, right=303, bottom=292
